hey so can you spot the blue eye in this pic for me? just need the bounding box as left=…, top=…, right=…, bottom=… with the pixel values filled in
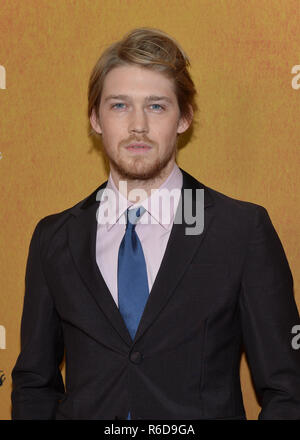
left=112, top=103, right=126, bottom=109
left=150, top=104, right=163, bottom=110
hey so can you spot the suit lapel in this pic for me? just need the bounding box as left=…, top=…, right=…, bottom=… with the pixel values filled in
left=133, top=169, right=215, bottom=344
left=68, top=182, right=133, bottom=347
left=67, top=169, right=215, bottom=347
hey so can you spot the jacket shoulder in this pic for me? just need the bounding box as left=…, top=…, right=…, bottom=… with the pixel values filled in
left=204, top=185, right=271, bottom=236
left=181, top=168, right=267, bottom=215
left=32, top=181, right=107, bottom=241
left=207, top=184, right=266, bottom=212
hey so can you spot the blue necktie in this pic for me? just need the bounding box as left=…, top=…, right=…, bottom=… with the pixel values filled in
left=117, top=206, right=149, bottom=421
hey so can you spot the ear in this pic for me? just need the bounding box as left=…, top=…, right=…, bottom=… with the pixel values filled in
left=177, top=105, right=193, bottom=134
left=90, top=108, right=102, bottom=134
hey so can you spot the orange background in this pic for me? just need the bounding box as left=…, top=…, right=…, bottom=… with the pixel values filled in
left=0, top=0, right=300, bottom=420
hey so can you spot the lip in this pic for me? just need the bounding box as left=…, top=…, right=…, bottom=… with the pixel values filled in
left=125, top=143, right=153, bottom=153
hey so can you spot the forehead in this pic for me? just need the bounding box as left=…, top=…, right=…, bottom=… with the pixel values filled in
left=101, top=64, right=176, bottom=99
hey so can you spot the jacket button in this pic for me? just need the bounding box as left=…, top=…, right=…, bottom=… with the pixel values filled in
left=130, top=351, right=143, bottom=364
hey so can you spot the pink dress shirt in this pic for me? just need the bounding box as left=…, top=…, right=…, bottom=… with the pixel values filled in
left=96, top=163, right=183, bottom=307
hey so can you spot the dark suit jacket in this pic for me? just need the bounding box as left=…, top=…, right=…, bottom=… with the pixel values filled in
left=11, top=169, right=300, bottom=420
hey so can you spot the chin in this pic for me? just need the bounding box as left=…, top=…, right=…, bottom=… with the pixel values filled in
left=113, top=158, right=168, bottom=181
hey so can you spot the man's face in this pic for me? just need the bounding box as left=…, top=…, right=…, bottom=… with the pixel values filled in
left=90, top=64, right=191, bottom=181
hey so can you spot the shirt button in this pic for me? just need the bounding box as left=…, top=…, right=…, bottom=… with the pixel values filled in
left=130, top=351, right=143, bottom=364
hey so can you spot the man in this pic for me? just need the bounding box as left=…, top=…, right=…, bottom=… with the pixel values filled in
left=12, top=28, right=300, bottom=420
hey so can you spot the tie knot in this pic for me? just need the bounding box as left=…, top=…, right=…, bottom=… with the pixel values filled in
left=126, top=206, right=146, bottom=227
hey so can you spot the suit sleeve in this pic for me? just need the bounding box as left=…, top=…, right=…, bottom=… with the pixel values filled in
left=239, top=205, right=300, bottom=419
left=11, top=220, right=65, bottom=419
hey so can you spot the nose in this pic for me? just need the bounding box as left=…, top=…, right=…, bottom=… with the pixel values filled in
left=128, top=107, right=149, bottom=135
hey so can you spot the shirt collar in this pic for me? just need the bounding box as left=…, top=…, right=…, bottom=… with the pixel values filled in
left=97, top=163, right=183, bottom=231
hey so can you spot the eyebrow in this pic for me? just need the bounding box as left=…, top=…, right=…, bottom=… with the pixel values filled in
left=104, top=94, right=173, bottom=103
